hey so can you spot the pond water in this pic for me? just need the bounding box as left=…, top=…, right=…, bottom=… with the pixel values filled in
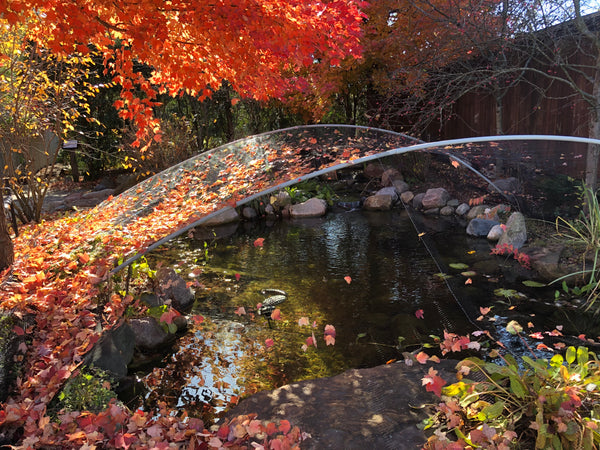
left=134, top=206, right=600, bottom=422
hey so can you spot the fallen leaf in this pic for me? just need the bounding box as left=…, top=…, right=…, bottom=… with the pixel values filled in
left=253, top=237, right=265, bottom=247
left=415, top=309, right=424, bottom=319
left=234, top=306, right=246, bottom=316
left=298, top=317, right=310, bottom=326
left=422, top=367, right=446, bottom=397
left=235, top=273, right=241, bottom=281
left=270, top=308, right=281, bottom=320
left=265, top=338, right=274, bottom=348
left=344, top=276, right=352, bottom=284
left=415, top=351, right=429, bottom=364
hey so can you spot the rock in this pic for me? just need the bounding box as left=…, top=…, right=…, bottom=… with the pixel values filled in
left=498, top=212, right=527, bottom=249
left=487, top=224, right=504, bottom=241
left=156, top=267, right=195, bottom=313
left=489, top=177, right=521, bottom=194
left=202, top=206, right=240, bottom=226
left=363, top=194, right=393, bottom=211
left=140, top=292, right=162, bottom=308
left=376, top=187, right=399, bottom=203
left=456, top=203, right=470, bottom=216
left=412, top=193, right=425, bottom=209
left=290, top=198, right=328, bottom=218
left=421, top=188, right=450, bottom=209
left=364, top=163, right=387, bottom=179
left=82, top=188, right=115, bottom=200
left=128, top=317, right=175, bottom=351
left=84, top=323, right=135, bottom=379
left=224, top=360, right=457, bottom=450
left=424, top=208, right=440, bottom=215
left=381, top=168, right=402, bottom=186
left=114, top=173, right=139, bottom=194
left=440, top=206, right=454, bottom=216
left=527, top=245, right=565, bottom=281
left=466, top=205, right=489, bottom=220
left=193, top=221, right=239, bottom=241
left=466, top=218, right=501, bottom=237
left=447, top=199, right=460, bottom=207
left=273, top=191, right=292, bottom=209
left=392, top=179, right=410, bottom=194
left=400, top=191, right=414, bottom=204
left=265, top=204, right=276, bottom=216
left=242, top=207, right=258, bottom=220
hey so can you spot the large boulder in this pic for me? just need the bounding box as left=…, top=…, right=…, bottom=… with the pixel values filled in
left=290, top=198, right=328, bottom=218
left=84, top=323, right=135, bottom=379
left=376, top=187, right=399, bottom=203
left=156, top=267, right=195, bottom=313
left=128, top=317, right=175, bottom=351
left=224, top=360, right=457, bottom=449
left=498, top=212, right=527, bottom=249
left=421, top=188, right=450, bottom=209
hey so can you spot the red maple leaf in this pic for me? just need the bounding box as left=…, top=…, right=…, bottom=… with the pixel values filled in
left=254, top=237, right=265, bottom=247
left=422, top=367, right=447, bottom=397
left=415, top=309, right=424, bottom=319
left=160, top=308, right=180, bottom=325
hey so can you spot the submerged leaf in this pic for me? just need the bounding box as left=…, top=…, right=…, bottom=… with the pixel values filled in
left=449, top=263, right=469, bottom=270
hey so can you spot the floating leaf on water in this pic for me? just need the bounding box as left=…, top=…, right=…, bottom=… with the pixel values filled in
left=494, top=288, right=519, bottom=298
left=461, top=271, right=476, bottom=277
left=449, top=263, right=469, bottom=270
left=522, top=280, right=546, bottom=287
left=434, top=273, right=452, bottom=280
left=506, top=320, right=523, bottom=335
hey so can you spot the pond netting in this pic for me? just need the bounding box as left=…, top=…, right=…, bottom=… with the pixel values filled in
left=89, top=125, right=600, bottom=355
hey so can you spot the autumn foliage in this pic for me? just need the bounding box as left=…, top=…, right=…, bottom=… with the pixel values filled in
left=0, top=0, right=366, bottom=147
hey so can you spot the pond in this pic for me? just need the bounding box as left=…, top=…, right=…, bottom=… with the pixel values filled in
left=129, top=203, right=600, bottom=422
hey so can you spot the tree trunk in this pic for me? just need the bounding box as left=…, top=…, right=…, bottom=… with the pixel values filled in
left=586, top=66, right=600, bottom=191
left=0, top=197, right=14, bottom=271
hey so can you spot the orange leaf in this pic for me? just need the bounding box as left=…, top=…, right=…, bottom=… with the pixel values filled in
left=253, top=237, right=265, bottom=247
left=416, top=351, right=429, bottom=364
left=344, top=275, right=352, bottom=284
left=78, top=253, right=90, bottom=264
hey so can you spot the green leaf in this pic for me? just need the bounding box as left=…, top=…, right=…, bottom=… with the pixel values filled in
left=577, top=346, right=589, bottom=366
left=550, top=354, right=564, bottom=368
left=449, top=263, right=469, bottom=270
left=461, top=271, right=477, bottom=277
left=509, top=375, right=527, bottom=398
left=566, top=346, right=576, bottom=365
left=522, top=280, right=546, bottom=287
left=482, top=401, right=505, bottom=419
left=506, top=320, right=523, bottom=335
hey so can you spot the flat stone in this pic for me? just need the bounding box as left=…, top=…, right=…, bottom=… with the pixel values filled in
left=447, top=199, right=460, bottom=207
left=128, top=317, right=175, bottom=351
left=224, top=360, right=457, bottom=450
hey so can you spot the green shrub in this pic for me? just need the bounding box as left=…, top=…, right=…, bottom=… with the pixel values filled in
left=423, top=345, right=600, bottom=449
left=57, top=367, right=116, bottom=413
